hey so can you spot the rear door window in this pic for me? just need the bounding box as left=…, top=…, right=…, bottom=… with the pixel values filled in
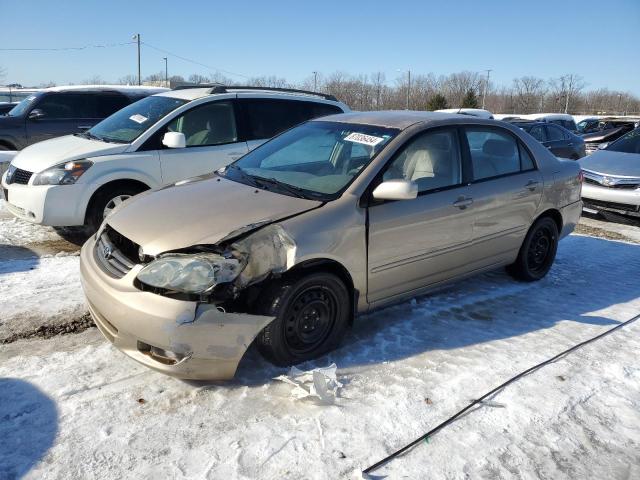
left=242, top=99, right=343, bottom=140
left=96, top=94, right=131, bottom=118
left=464, top=128, right=527, bottom=181
left=528, top=125, right=546, bottom=142
left=35, top=93, right=97, bottom=119
left=545, top=125, right=565, bottom=142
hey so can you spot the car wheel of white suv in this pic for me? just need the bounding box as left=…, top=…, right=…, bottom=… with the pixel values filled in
left=86, top=184, right=148, bottom=232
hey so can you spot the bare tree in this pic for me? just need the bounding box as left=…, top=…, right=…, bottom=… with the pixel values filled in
left=548, top=74, right=586, bottom=113
left=441, top=71, right=481, bottom=108
left=512, top=76, right=546, bottom=114
left=81, top=75, right=108, bottom=85
left=118, top=74, right=138, bottom=85
left=188, top=74, right=209, bottom=84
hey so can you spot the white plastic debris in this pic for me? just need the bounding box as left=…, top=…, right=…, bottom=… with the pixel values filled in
left=274, top=363, right=342, bottom=403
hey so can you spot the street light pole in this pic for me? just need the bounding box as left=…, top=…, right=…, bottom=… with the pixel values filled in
left=407, top=69, right=411, bottom=110
left=312, top=71, right=318, bottom=92
left=398, top=69, right=410, bottom=109
left=163, top=57, right=168, bottom=87
left=132, top=34, right=142, bottom=86
left=482, top=69, right=492, bottom=109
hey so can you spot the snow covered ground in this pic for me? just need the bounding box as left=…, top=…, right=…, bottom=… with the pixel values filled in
left=1, top=201, right=640, bottom=479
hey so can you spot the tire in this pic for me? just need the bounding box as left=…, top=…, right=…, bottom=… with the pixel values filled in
left=254, top=272, right=351, bottom=366
left=507, top=216, right=559, bottom=282
left=86, top=184, right=146, bottom=232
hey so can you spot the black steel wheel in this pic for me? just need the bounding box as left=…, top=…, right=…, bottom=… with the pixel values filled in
left=507, top=216, right=559, bottom=282
left=255, top=272, right=350, bottom=366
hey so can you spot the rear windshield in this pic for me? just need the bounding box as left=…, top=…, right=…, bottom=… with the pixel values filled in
left=605, top=128, right=640, bottom=154
left=87, top=95, right=187, bottom=143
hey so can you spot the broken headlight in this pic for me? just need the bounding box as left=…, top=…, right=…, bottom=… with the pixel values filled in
left=136, top=253, right=241, bottom=294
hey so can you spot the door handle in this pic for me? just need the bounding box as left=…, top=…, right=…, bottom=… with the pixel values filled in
left=453, top=197, right=473, bottom=209
left=77, top=125, right=92, bottom=130
left=525, top=180, right=540, bottom=191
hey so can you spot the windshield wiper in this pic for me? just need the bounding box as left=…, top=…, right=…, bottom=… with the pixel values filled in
left=221, top=164, right=260, bottom=187
left=250, top=175, right=315, bottom=199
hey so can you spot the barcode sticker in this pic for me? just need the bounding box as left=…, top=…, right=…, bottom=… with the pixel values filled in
left=344, top=132, right=384, bottom=146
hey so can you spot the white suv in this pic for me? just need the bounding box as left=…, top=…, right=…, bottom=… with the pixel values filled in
left=2, top=86, right=349, bottom=230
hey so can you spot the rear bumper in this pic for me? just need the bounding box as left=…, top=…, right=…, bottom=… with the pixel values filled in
left=1, top=171, right=88, bottom=225
left=581, top=183, right=640, bottom=216
left=559, top=200, right=583, bottom=239
left=80, top=236, right=274, bottom=380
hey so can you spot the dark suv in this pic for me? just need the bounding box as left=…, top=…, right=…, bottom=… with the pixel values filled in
left=510, top=120, right=586, bottom=159
left=0, top=86, right=166, bottom=150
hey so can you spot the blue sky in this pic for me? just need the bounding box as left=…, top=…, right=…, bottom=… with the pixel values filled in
left=2, top=0, right=640, bottom=94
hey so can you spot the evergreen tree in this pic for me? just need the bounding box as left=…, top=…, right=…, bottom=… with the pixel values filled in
left=461, top=89, right=479, bottom=108
left=427, top=93, right=448, bottom=111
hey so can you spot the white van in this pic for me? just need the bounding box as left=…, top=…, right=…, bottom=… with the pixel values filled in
left=2, top=86, right=349, bottom=230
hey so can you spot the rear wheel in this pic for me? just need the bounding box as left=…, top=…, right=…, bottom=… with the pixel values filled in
left=254, top=272, right=350, bottom=366
left=86, top=184, right=147, bottom=232
left=507, top=216, right=559, bottom=281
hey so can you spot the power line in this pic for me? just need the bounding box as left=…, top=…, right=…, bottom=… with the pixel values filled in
left=0, top=42, right=135, bottom=51
left=141, top=41, right=250, bottom=79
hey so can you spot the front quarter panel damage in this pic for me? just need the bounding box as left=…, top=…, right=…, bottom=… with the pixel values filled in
left=230, top=224, right=297, bottom=288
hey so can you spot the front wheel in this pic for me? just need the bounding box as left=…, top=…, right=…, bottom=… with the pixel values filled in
left=254, top=272, right=351, bottom=366
left=86, top=184, right=147, bottom=232
left=507, top=216, right=559, bottom=281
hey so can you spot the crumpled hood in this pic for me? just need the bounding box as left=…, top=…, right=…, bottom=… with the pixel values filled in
left=579, top=149, right=640, bottom=177
left=11, top=134, right=129, bottom=173
left=106, top=175, right=322, bottom=255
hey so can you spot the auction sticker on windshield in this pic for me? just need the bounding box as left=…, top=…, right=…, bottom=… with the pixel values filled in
left=129, top=114, right=148, bottom=124
left=344, top=132, right=384, bottom=147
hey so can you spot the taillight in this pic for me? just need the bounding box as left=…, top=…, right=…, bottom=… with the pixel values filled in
left=578, top=170, right=584, bottom=183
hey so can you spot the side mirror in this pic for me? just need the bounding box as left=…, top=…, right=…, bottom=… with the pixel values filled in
left=162, top=131, right=186, bottom=149
left=372, top=179, right=418, bottom=201
left=28, top=109, right=45, bottom=120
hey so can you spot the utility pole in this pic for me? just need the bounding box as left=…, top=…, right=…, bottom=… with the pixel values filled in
left=482, top=69, right=492, bottom=109
left=376, top=72, right=381, bottom=110
left=312, top=71, right=318, bottom=92
left=163, top=57, right=168, bottom=87
left=132, top=34, right=141, bottom=86
left=398, top=69, right=410, bottom=109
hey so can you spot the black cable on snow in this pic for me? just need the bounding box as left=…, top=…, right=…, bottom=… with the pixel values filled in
left=362, top=312, right=640, bottom=476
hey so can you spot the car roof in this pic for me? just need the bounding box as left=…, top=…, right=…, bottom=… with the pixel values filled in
left=311, top=110, right=481, bottom=129
left=38, top=85, right=169, bottom=96
left=156, top=86, right=345, bottom=105
left=522, top=113, right=574, bottom=121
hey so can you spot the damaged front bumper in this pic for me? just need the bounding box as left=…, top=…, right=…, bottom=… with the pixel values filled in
left=80, top=236, right=274, bottom=380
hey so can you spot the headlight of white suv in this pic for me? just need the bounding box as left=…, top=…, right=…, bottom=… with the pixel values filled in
left=32, top=160, right=93, bottom=186
left=136, top=253, right=242, bottom=294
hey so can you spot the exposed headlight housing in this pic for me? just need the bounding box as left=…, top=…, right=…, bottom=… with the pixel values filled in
left=136, top=253, right=242, bottom=294
left=32, top=160, right=93, bottom=186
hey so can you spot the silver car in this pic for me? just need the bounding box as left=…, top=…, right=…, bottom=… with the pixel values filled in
left=580, top=128, right=640, bottom=218
left=80, top=111, right=583, bottom=380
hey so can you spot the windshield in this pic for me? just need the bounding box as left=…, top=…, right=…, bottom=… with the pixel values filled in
left=605, top=128, right=640, bottom=154
left=86, top=95, right=187, bottom=143
left=7, top=94, right=40, bottom=117
left=220, top=121, right=398, bottom=200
